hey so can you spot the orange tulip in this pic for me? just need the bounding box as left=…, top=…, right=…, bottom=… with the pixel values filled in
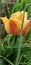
left=0, top=11, right=31, bottom=36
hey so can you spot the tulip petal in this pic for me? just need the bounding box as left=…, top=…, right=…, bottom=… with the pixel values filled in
left=9, top=18, right=22, bottom=35
left=5, top=18, right=22, bottom=35
left=10, top=11, right=24, bottom=21
left=22, top=20, right=31, bottom=35
left=0, top=17, right=9, bottom=25
left=24, top=12, right=28, bottom=21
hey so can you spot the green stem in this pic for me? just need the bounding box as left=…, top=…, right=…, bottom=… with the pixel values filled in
left=0, top=56, right=14, bottom=65
left=15, top=36, right=23, bottom=65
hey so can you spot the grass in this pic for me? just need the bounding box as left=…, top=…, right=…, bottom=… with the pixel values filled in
left=0, top=0, right=31, bottom=65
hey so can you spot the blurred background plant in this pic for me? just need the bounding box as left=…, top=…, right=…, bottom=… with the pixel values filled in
left=0, top=0, right=31, bottom=65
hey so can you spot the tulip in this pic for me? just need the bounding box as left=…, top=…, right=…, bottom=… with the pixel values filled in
left=0, top=11, right=31, bottom=36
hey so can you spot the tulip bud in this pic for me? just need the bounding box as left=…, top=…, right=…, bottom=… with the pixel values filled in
left=0, top=11, right=31, bottom=36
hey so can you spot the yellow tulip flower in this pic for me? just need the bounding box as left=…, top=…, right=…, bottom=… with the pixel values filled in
left=0, top=11, right=31, bottom=36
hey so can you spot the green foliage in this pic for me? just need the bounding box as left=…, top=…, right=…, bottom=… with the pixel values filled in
left=11, top=1, right=24, bottom=13
left=0, top=0, right=31, bottom=65
left=0, top=59, right=6, bottom=65
left=21, top=0, right=31, bottom=3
